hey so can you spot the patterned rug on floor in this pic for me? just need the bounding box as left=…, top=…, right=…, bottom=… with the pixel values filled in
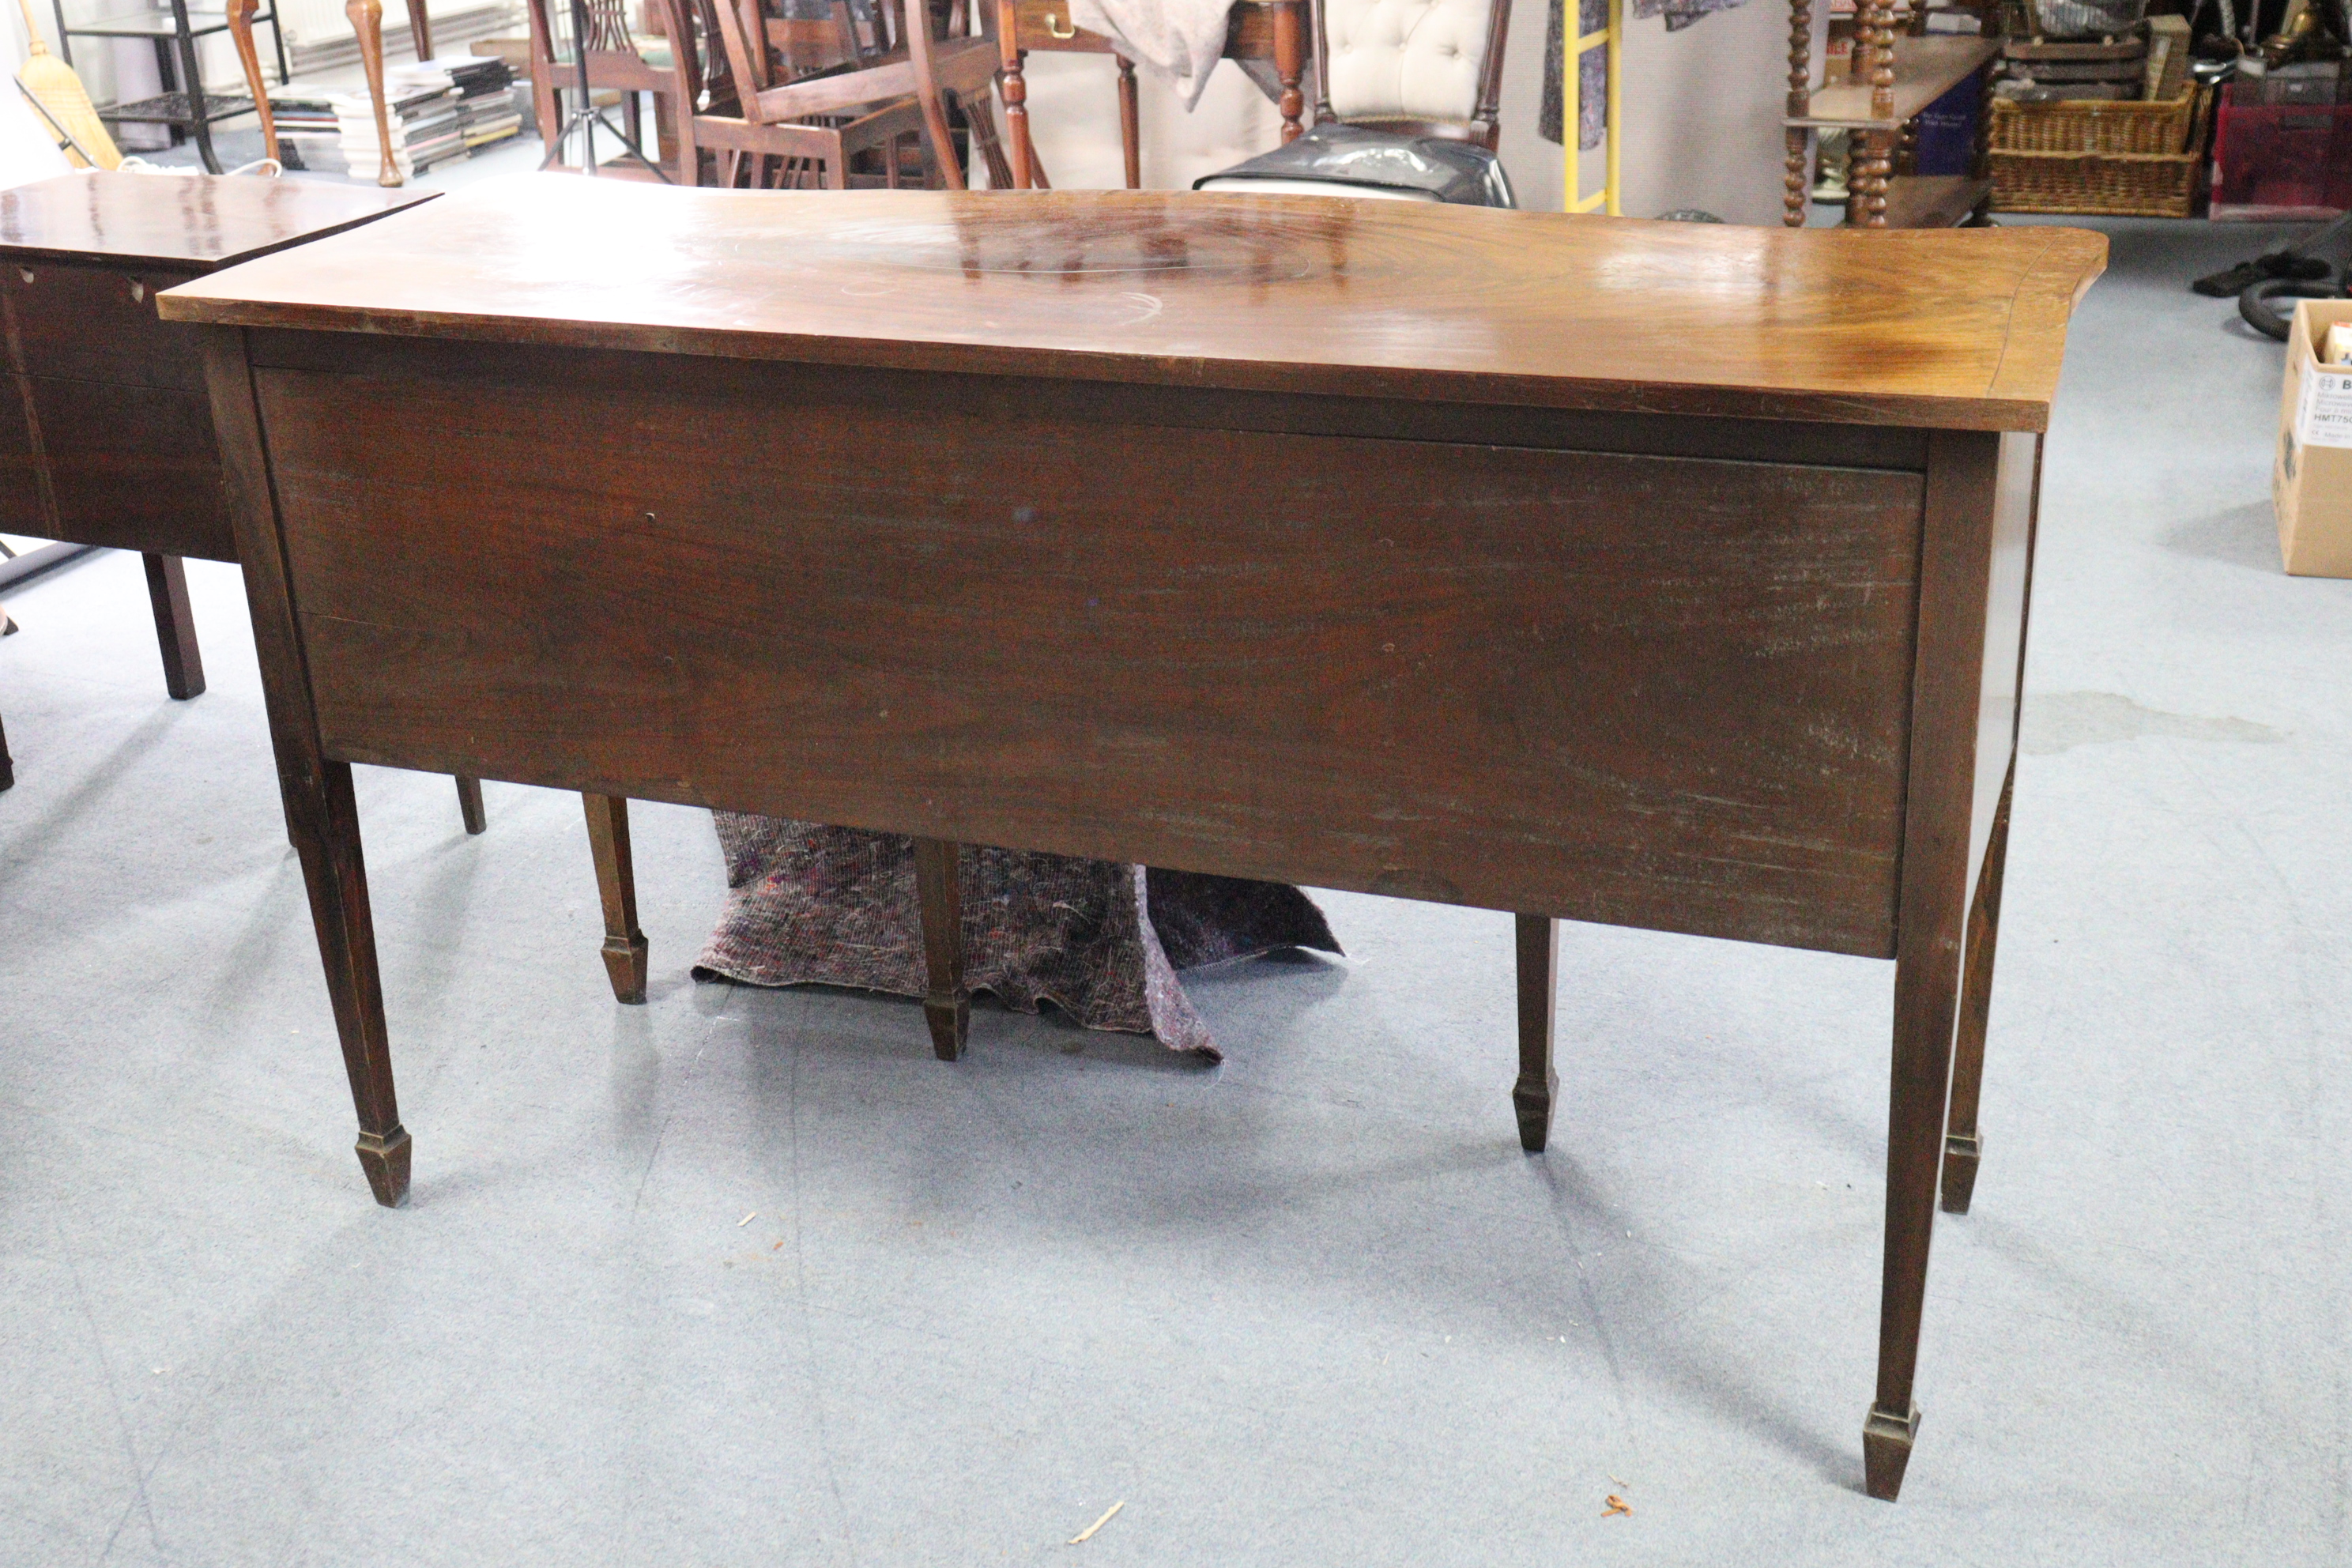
left=693, top=814, right=1342, bottom=1057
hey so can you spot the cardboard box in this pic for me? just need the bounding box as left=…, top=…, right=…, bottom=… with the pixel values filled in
left=2273, top=298, right=2352, bottom=577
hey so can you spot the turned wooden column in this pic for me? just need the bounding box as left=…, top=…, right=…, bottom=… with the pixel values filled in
left=1785, top=0, right=1812, bottom=226
left=996, top=0, right=1034, bottom=187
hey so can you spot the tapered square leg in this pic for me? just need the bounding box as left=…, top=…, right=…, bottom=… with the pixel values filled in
left=355, top=1125, right=412, bottom=1208
left=141, top=554, right=206, bottom=700
left=1862, top=1401, right=1920, bottom=1501
left=582, top=793, right=648, bottom=1004
left=454, top=775, right=487, bottom=835
left=1513, top=914, right=1559, bottom=1153
left=912, top=837, right=967, bottom=1061
left=1941, top=760, right=2014, bottom=1216
left=293, top=760, right=409, bottom=1208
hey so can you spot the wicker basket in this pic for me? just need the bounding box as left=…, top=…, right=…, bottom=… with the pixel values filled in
left=1988, top=87, right=2202, bottom=154
left=1988, top=88, right=2212, bottom=216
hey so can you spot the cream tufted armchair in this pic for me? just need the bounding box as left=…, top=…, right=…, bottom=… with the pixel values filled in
left=1193, top=0, right=1514, bottom=204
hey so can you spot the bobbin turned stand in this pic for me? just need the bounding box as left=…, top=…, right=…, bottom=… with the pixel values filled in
left=1780, top=0, right=1998, bottom=228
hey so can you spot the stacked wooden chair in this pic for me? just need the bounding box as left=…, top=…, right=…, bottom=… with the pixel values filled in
left=665, top=0, right=1012, bottom=188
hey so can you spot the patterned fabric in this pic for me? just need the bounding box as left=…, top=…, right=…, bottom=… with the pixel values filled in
left=1543, top=0, right=1751, bottom=148
left=694, top=815, right=1343, bottom=1058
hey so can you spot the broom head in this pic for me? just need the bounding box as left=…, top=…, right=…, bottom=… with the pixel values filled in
left=18, top=36, right=120, bottom=169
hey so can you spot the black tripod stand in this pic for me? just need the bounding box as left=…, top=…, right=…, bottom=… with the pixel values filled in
left=538, top=0, right=671, bottom=179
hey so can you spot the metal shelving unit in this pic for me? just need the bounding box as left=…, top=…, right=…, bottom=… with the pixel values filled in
left=51, top=0, right=291, bottom=171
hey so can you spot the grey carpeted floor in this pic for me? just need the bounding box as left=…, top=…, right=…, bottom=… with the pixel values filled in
left=3, top=213, right=2349, bottom=1566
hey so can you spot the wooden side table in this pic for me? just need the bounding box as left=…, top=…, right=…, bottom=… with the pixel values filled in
left=164, top=175, right=2104, bottom=1501
left=0, top=174, right=653, bottom=1001
left=993, top=0, right=1305, bottom=188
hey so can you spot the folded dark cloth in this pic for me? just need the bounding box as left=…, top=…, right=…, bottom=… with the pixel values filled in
left=693, top=815, right=1342, bottom=1058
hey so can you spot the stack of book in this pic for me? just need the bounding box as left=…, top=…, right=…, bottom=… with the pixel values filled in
left=442, top=57, right=523, bottom=152
left=266, top=81, right=349, bottom=175
left=331, top=77, right=465, bottom=179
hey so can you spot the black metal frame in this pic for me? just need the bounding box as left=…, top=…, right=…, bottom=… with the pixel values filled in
left=537, top=0, right=669, bottom=179
left=52, top=0, right=291, bottom=172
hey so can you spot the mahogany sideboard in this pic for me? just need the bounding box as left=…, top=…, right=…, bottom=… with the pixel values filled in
left=0, top=173, right=430, bottom=770
left=0, top=172, right=656, bottom=1002
left=159, top=175, right=2105, bottom=1502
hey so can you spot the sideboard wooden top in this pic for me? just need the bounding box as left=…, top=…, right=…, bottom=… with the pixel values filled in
left=0, top=172, right=434, bottom=273
left=160, top=174, right=2105, bottom=431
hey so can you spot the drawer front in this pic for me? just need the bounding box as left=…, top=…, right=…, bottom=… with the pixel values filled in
left=30, top=376, right=233, bottom=560
left=3, top=262, right=204, bottom=392
left=258, top=349, right=1925, bottom=958
left=1011, top=0, right=1114, bottom=50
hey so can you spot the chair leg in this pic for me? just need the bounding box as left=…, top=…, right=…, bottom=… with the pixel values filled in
left=0, top=706, right=13, bottom=791
left=582, top=793, right=649, bottom=1004
left=1513, top=914, right=1558, bottom=1152
left=1940, top=759, right=2014, bottom=1215
left=141, top=554, right=206, bottom=701
left=912, top=837, right=967, bottom=1060
left=1115, top=55, right=1139, bottom=187
left=454, top=775, right=486, bottom=835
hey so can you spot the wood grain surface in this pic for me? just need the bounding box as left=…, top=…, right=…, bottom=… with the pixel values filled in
left=0, top=172, right=433, bottom=273
left=160, top=175, right=2106, bottom=432
left=251, top=341, right=1927, bottom=956
left=3, top=264, right=205, bottom=390
left=28, top=378, right=233, bottom=560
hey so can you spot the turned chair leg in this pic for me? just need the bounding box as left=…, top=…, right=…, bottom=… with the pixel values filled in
left=582, top=793, right=649, bottom=1004
left=1115, top=55, right=1140, bottom=188
left=1941, top=760, right=2014, bottom=1215
left=912, top=837, right=968, bottom=1060
left=1513, top=914, right=1559, bottom=1152
left=141, top=554, right=206, bottom=700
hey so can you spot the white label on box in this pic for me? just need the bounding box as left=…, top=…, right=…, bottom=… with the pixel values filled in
left=2297, top=365, right=2352, bottom=449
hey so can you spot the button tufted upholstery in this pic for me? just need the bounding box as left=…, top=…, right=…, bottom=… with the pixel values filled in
left=1322, top=0, right=1494, bottom=125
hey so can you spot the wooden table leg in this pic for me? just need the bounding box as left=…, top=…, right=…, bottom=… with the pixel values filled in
left=1939, top=757, right=2012, bottom=1215
left=303, top=760, right=411, bottom=1207
left=225, top=0, right=280, bottom=164
left=1513, top=913, right=1559, bottom=1153
left=1272, top=0, right=1303, bottom=142
left=1864, top=429, right=2002, bottom=1503
left=405, top=0, right=432, bottom=58
left=202, top=325, right=409, bottom=1209
left=582, top=792, right=649, bottom=1004
left=345, top=0, right=405, bottom=187
left=141, top=553, right=206, bottom=701
left=454, top=775, right=486, bottom=835
left=1116, top=55, right=1140, bottom=188
left=912, top=837, right=968, bottom=1060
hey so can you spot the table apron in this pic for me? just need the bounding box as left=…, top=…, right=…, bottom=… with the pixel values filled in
left=244, top=345, right=1930, bottom=958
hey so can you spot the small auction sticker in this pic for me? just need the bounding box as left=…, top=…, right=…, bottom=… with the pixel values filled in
left=2296, top=364, right=2352, bottom=449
